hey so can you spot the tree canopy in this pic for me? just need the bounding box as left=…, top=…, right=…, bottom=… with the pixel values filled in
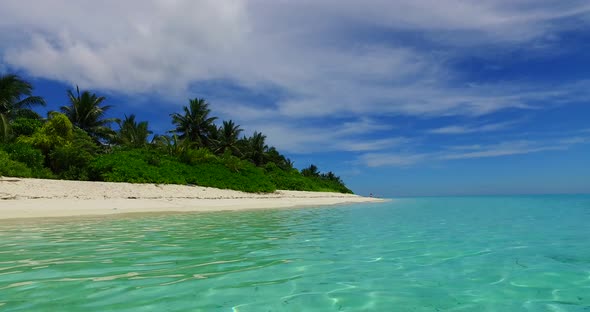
left=61, top=86, right=117, bottom=142
left=0, top=74, right=352, bottom=194
left=116, top=114, right=152, bottom=148
left=0, top=74, right=45, bottom=142
left=170, top=98, right=217, bottom=148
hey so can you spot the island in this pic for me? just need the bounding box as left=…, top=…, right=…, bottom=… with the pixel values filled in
left=0, top=74, right=381, bottom=219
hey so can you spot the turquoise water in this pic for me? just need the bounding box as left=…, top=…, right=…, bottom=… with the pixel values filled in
left=1, top=195, right=589, bottom=311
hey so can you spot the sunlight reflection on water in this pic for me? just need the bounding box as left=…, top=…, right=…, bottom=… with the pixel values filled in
left=0, top=196, right=589, bottom=311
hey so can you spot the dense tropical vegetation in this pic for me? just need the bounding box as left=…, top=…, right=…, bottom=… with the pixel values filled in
left=0, top=74, right=352, bottom=193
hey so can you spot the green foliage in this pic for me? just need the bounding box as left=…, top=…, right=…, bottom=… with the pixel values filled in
left=265, top=147, right=293, bottom=170
left=0, top=114, right=10, bottom=143
left=90, top=149, right=276, bottom=192
left=18, top=113, right=73, bottom=153
left=116, top=114, right=152, bottom=147
left=312, top=176, right=353, bottom=193
left=179, top=147, right=217, bottom=165
left=90, top=149, right=165, bottom=183
left=152, top=134, right=191, bottom=157
left=264, top=162, right=311, bottom=191
left=50, top=146, right=94, bottom=180
left=0, top=143, right=44, bottom=170
left=0, top=74, right=45, bottom=143
left=220, top=150, right=245, bottom=172
left=44, top=112, right=74, bottom=140
left=0, top=74, right=354, bottom=194
left=0, top=74, right=46, bottom=115
left=170, top=98, right=217, bottom=147
left=265, top=162, right=353, bottom=193
left=0, top=150, right=33, bottom=178
left=213, top=120, right=243, bottom=156
left=18, top=132, right=53, bottom=154
left=12, top=109, right=41, bottom=120
left=244, top=131, right=268, bottom=166
left=61, top=86, right=116, bottom=142
left=48, top=128, right=99, bottom=180
left=11, top=117, right=43, bottom=137
left=72, top=128, right=100, bottom=155
left=301, top=164, right=320, bottom=177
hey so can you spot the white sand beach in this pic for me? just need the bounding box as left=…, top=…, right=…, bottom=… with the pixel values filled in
left=0, top=178, right=385, bottom=220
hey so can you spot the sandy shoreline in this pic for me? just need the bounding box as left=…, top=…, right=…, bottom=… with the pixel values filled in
left=0, top=178, right=385, bottom=220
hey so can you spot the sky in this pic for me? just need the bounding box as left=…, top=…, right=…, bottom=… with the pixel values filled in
left=1, top=0, right=589, bottom=196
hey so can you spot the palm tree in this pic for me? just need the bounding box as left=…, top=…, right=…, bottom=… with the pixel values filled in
left=246, top=131, right=268, bottom=166
left=116, top=114, right=152, bottom=148
left=322, top=171, right=342, bottom=183
left=214, top=120, right=243, bottom=156
left=264, top=146, right=294, bottom=170
left=285, top=158, right=295, bottom=169
left=152, top=134, right=190, bottom=157
left=170, top=98, right=217, bottom=147
left=0, top=74, right=45, bottom=141
left=301, top=164, right=320, bottom=177
left=61, top=86, right=116, bottom=142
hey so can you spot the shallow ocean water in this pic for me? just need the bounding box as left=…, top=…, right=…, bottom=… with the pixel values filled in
left=0, top=195, right=589, bottom=311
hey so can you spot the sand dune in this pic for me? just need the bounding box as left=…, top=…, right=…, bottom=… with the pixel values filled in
left=0, top=178, right=385, bottom=220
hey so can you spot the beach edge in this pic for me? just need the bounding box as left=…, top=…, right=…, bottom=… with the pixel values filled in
left=0, top=178, right=386, bottom=220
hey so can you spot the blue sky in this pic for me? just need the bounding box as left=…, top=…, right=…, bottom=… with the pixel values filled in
left=1, top=0, right=589, bottom=196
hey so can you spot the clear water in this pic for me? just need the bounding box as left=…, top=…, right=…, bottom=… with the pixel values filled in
left=1, top=195, right=589, bottom=311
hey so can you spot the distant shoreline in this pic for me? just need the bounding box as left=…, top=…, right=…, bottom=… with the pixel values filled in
left=0, top=178, right=385, bottom=220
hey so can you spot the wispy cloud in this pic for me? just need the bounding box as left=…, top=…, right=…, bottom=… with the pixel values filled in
left=558, top=136, right=590, bottom=145
left=361, top=153, right=429, bottom=167
left=360, top=135, right=590, bottom=167
left=243, top=118, right=406, bottom=154
left=336, top=138, right=408, bottom=152
left=428, top=120, right=520, bottom=134
left=440, top=140, right=567, bottom=160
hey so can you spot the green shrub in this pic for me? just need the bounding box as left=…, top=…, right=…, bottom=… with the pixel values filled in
left=266, top=165, right=315, bottom=191
left=220, top=151, right=246, bottom=172
left=44, top=112, right=73, bottom=140
left=71, top=128, right=100, bottom=155
left=0, top=143, right=44, bottom=170
left=90, top=149, right=187, bottom=184
left=18, top=113, right=73, bottom=153
left=46, top=128, right=98, bottom=180
left=265, top=162, right=352, bottom=193
left=0, top=150, right=33, bottom=178
left=179, top=148, right=217, bottom=165
left=90, top=149, right=276, bottom=192
left=146, top=153, right=161, bottom=166
left=49, top=145, right=95, bottom=180
left=13, top=109, right=41, bottom=120
left=11, top=118, right=43, bottom=137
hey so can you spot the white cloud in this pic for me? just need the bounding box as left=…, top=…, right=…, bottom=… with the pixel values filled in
left=2, top=1, right=589, bottom=102
left=1, top=1, right=589, bottom=155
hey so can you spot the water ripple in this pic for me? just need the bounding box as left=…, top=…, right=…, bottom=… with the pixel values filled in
left=0, top=196, right=589, bottom=311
